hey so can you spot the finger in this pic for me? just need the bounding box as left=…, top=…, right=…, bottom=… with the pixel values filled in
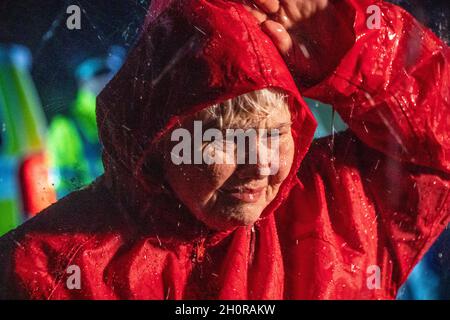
left=261, top=20, right=293, bottom=55
left=317, top=0, right=329, bottom=10
left=275, top=6, right=294, bottom=30
left=243, top=1, right=268, bottom=24
left=300, top=0, right=313, bottom=20
left=253, top=0, right=280, bottom=14
left=279, top=0, right=303, bottom=24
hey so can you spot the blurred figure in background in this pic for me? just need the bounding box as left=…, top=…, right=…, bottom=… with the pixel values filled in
left=0, top=44, right=55, bottom=236
left=47, top=46, right=125, bottom=198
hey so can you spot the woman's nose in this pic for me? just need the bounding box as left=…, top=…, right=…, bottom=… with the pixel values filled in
left=235, top=161, right=271, bottom=180
left=235, top=138, right=276, bottom=179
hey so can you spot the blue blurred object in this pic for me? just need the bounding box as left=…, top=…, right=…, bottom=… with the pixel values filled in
left=397, top=227, right=450, bottom=300
left=0, top=44, right=32, bottom=70
left=305, top=98, right=348, bottom=139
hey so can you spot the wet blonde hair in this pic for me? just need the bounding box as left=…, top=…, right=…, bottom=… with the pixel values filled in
left=198, top=88, right=290, bottom=129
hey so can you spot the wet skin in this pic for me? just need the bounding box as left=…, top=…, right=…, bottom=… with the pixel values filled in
left=163, top=105, right=294, bottom=231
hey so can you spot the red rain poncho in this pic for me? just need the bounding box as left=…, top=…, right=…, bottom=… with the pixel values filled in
left=0, top=0, right=449, bottom=299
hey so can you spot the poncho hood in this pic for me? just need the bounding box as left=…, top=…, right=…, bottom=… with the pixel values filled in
left=96, top=0, right=317, bottom=235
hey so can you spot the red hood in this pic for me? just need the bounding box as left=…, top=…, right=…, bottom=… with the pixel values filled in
left=96, top=0, right=317, bottom=235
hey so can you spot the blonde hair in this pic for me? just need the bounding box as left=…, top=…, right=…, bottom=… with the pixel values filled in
left=198, top=88, right=290, bottom=129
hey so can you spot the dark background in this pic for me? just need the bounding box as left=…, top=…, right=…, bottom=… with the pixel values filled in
left=0, top=0, right=150, bottom=119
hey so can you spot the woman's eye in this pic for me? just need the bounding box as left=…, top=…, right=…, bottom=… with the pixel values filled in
left=264, top=130, right=281, bottom=139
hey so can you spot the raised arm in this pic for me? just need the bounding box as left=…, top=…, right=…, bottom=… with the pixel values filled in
left=246, top=0, right=449, bottom=174
left=246, top=0, right=450, bottom=290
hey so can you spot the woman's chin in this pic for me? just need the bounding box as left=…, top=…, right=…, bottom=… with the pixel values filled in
left=202, top=209, right=263, bottom=231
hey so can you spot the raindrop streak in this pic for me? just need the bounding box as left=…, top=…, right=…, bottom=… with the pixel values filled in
left=34, top=4, right=68, bottom=59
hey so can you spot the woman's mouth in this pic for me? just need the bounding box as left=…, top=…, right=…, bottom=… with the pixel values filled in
left=221, top=186, right=266, bottom=203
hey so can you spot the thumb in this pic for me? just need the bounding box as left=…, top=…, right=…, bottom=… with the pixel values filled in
left=261, top=20, right=293, bottom=55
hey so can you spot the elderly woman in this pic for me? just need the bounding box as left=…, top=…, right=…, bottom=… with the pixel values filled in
left=0, top=0, right=448, bottom=299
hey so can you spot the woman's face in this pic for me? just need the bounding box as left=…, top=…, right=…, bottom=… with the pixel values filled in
left=163, top=104, right=295, bottom=231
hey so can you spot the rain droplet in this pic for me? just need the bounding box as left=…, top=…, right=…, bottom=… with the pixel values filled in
left=298, top=43, right=310, bottom=59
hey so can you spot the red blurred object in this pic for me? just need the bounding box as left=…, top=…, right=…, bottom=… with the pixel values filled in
left=18, top=151, right=56, bottom=217
left=0, top=0, right=448, bottom=299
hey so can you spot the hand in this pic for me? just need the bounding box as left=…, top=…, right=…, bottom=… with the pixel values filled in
left=244, top=0, right=329, bottom=54
left=243, top=0, right=353, bottom=87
